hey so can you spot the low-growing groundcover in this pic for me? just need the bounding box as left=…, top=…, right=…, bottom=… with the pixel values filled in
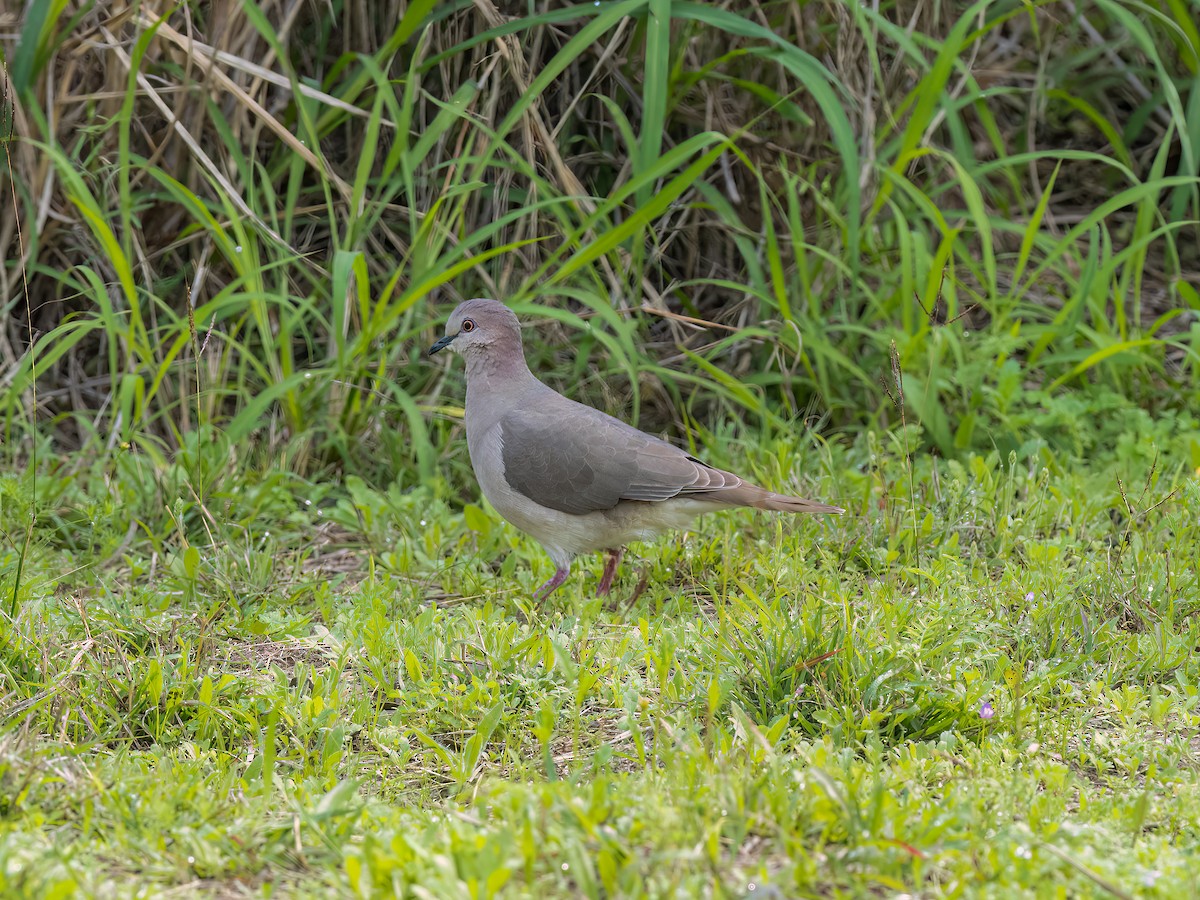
left=1, top=418, right=1198, bottom=898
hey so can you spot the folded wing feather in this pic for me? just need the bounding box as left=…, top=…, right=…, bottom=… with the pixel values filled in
left=498, top=399, right=742, bottom=515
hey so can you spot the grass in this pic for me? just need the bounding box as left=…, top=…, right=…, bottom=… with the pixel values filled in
left=2, top=0, right=1198, bottom=473
left=2, top=0, right=1200, bottom=896
left=1, top=416, right=1199, bottom=896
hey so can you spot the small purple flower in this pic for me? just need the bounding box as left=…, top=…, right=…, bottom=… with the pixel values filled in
left=979, top=701, right=995, bottom=720
left=1023, top=591, right=1035, bottom=603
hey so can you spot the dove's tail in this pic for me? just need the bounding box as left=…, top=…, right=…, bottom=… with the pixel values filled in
left=701, top=476, right=844, bottom=515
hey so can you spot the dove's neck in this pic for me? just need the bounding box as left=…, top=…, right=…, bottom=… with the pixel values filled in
left=464, top=340, right=539, bottom=429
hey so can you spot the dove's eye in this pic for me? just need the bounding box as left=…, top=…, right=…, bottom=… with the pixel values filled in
left=461, top=319, right=476, bottom=332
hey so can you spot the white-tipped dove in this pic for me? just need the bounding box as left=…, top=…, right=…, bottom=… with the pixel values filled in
left=428, top=298, right=843, bottom=599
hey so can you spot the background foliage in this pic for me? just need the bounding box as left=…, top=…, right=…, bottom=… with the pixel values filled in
left=2, top=0, right=1198, bottom=483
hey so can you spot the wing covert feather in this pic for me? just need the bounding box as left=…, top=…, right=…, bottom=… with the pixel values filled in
left=498, top=400, right=736, bottom=514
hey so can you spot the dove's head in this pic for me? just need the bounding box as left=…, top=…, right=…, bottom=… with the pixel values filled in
left=428, top=298, right=524, bottom=360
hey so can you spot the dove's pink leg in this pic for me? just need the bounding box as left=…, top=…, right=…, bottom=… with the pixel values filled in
left=596, top=548, right=624, bottom=596
left=534, top=566, right=570, bottom=601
